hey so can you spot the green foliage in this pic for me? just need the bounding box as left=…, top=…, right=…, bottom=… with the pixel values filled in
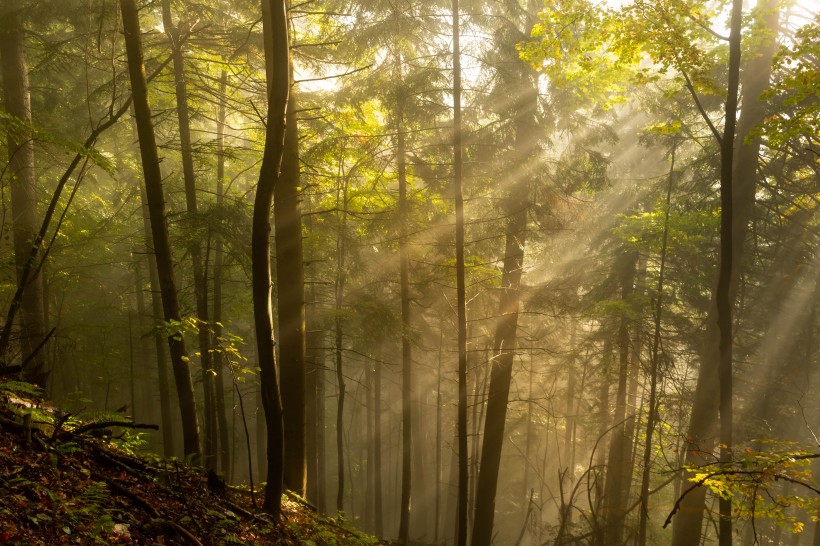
left=518, top=0, right=639, bottom=111
left=0, top=112, right=115, bottom=175
left=759, top=14, right=820, bottom=149
left=0, top=380, right=43, bottom=400
left=684, top=443, right=820, bottom=534
left=519, top=0, right=734, bottom=118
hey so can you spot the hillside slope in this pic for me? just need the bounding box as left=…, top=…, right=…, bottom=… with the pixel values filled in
left=0, top=381, right=387, bottom=545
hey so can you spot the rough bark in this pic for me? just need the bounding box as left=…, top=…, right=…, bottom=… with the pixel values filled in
left=120, top=0, right=201, bottom=459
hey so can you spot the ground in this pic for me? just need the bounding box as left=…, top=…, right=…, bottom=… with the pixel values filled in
left=0, top=381, right=391, bottom=546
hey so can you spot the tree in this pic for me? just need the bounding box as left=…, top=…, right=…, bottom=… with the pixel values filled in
left=0, top=10, right=48, bottom=387
left=274, top=58, right=307, bottom=497
left=160, top=0, right=218, bottom=470
left=452, top=2, right=469, bottom=545
left=253, top=0, right=290, bottom=518
left=119, top=0, right=201, bottom=460
left=671, top=1, right=776, bottom=542
left=471, top=7, right=540, bottom=545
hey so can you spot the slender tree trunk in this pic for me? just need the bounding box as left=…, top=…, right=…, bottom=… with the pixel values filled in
left=160, top=0, right=217, bottom=470
left=139, top=186, right=175, bottom=457
left=365, top=362, right=374, bottom=531
left=621, top=256, right=646, bottom=495
left=453, top=2, right=469, bottom=543
left=374, top=352, right=384, bottom=537
left=304, top=189, right=325, bottom=510
left=334, top=177, right=348, bottom=513
left=253, top=0, right=289, bottom=518
left=213, top=68, right=231, bottom=478
left=469, top=344, right=485, bottom=531
left=256, top=384, right=267, bottom=483
left=638, top=143, right=677, bottom=546
left=602, top=251, right=637, bottom=546
left=472, top=123, right=528, bottom=546
left=672, top=1, right=773, bottom=543
left=0, top=12, right=47, bottom=387
left=132, top=255, right=151, bottom=428
left=715, top=4, right=742, bottom=544
left=274, top=76, right=307, bottom=496
left=396, top=64, right=413, bottom=545
left=435, top=328, right=444, bottom=544
left=305, top=323, right=325, bottom=508
left=120, top=0, right=200, bottom=459
left=564, top=322, right=577, bottom=475
left=470, top=81, right=536, bottom=546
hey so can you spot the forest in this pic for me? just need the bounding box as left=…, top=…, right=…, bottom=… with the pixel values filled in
left=0, top=0, right=818, bottom=544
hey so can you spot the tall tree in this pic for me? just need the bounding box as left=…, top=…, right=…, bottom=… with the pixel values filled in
left=139, top=186, right=175, bottom=457
left=637, top=140, right=677, bottom=546
left=601, top=250, right=637, bottom=546
left=274, top=64, right=307, bottom=496
left=160, top=0, right=218, bottom=470
left=671, top=1, right=776, bottom=542
left=120, top=0, right=201, bottom=459
left=0, top=10, right=48, bottom=387
left=471, top=9, right=540, bottom=545
left=395, top=52, right=413, bottom=546
left=212, top=68, right=231, bottom=479
left=452, top=1, right=469, bottom=545
left=715, top=2, right=743, bottom=543
left=253, top=0, right=290, bottom=518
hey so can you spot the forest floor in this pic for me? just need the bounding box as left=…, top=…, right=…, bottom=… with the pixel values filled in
left=0, top=381, right=390, bottom=545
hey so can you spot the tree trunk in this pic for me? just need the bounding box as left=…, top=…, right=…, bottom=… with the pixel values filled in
left=137, top=186, right=176, bottom=457
left=602, top=251, right=637, bottom=546
left=160, top=0, right=217, bottom=470
left=470, top=61, right=536, bottom=546
left=274, top=78, right=307, bottom=496
left=0, top=12, right=48, bottom=387
left=453, top=2, right=469, bottom=543
left=120, top=0, right=200, bottom=459
left=637, top=142, right=677, bottom=546
left=374, top=352, right=384, bottom=536
left=715, top=3, right=742, bottom=544
left=253, top=0, right=289, bottom=518
left=671, top=1, right=774, bottom=542
left=334, top=176, right=349, bottom=513
left=305, top=322, right=325, bottom=506
left=213, top=68, right=231, bottom=479
left=395, top=57, right=413, bottom=545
